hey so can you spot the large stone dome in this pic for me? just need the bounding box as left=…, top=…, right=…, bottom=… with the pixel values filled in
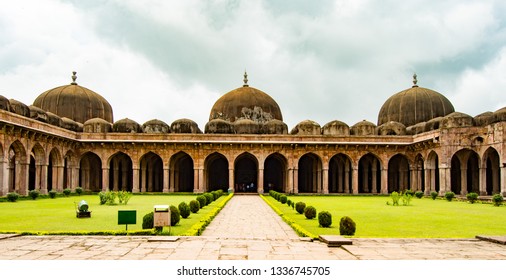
left=209, top=72, right=283, bottom=123
left=33, top=72, right=114, bottom=124
left=377, top=74, right=454, bottom=127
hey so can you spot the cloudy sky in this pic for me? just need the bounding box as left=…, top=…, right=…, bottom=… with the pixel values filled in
left=1, top=0, right=506, bottom=130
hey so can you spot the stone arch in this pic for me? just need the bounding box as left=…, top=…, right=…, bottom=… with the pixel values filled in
left=234, top=152, right=258, bottom=193
left=79, top=152, right=102, bottom=192
left=108, top=152, right=133, bottom=192
left=388, top=154, right=410, bottom=193
left=426, top=151, right=440, bottom=194
left=139, top=152, right=163, bottom=192
left=329, top=153, right=352, bottom=193
left=8, top=140, right=28, bottom=195
left=169, top=151, right=194, bottom=192
left=298, top=153, right=323, bottom=193
left=358, top=153, right=381, bottom=194
left=483, top=147, right=500, bottom=195
left=48, top=147, right=64, bottom=192
left=264, top=153, right=288, bottom=193
left=29, top=143, right=45, bottom=192
left=204, top=152, right=229, bottom=192
left=450, top=149, right=480, bottom=195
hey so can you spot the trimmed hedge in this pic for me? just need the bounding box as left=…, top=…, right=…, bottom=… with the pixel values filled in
left=178, top=202, right=191, bottom=219
left=339, top=216, right=356, bottom=236
left=189, top=200, right=200, bottom=213
left=318, top=211, right=332, bottom=228
left=295, top=201, right=306, bottom=214
left=304, top=205, right=317, bottom=219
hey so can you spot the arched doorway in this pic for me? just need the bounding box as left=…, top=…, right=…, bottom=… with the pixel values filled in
left=79, top=152, right=102, bottom=192
left=484, top=148, right=500, bottom=195
left=139, top=152, right=163, bottom=192
left=298, top=153, right=322, bottom=193
left=109, top=152, right=133, bottom=192
left=451, top=149, right=480, bottom=195
left=329, top=153, right=352, bottom=193
left=8, top=141, right=28, bottom=195
left=388, top=154, right=410, bottom=193
left=235, top=153, right=258, bottom=193
left=205, top=153, right=228, bottom=192
left=413, top=154, right=424, bottom=192
left=264, top=153, right=287, bottom=193
left=170, top=152, right=194, bottom=192
left=358, top=153, right=381, bottom=193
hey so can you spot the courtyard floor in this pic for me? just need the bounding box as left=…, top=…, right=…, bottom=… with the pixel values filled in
left=0, top=195, right=505, bottom=260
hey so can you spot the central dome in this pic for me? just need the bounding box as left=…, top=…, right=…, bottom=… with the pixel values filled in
left=209, top=72, right=283, bottom=123
left=33, top=72, right=114, bottom=124
left=377, top=74, right=454, bottom=127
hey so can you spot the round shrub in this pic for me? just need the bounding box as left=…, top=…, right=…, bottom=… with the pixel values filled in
left=75, top=187, right=83, bottom=196
left=280, top=195, right=287, bottom=204
left=466, top=192, right=479, bottom=204
left=339, top=216, right=356, bottom=236
left=404, top=189, right=414, bottom=196
left=178, top=202, right=191, bottom=219
left=287, top=199, right=292, bottom=207
left=142, top=212, right=154, bottom=229
left=7, top=192, right=19, bottom=202
left=304, top=206, right=317, bottom=219
left=318, top=211, right=332, bottom=228
left=170, top=205, right=180, bottom=226
left=295, top=202, right=306, bottom=214
left=415, top=191, right=424, bottom=199
left=211, top=191, right=219, bottom=200
left=204, top=193, right=214, bottom=205
left=430, top=191, right=438, bottom=200
left=189, top=200, right=200, bottom=213
left=28, top=190, right=40, bottom=200
left=49, top=190, right=57, bottom=199
left=492, top=194, right=503, bottom=206
left=98, top=192, right=107, bottom=205
left=63, top=188, right=71, bottom=197
left=196, top=195, right=207, bottom=208
left=445, top=191, right=455, bottom=202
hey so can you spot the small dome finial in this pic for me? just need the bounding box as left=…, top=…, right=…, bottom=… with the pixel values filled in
left=243, top=70, right=249, bottom=87
left=412, top=73, right=418, bottom=87
left=71, top=71, right=78, bottom=85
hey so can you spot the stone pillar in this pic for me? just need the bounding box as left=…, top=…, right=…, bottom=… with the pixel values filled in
left=229, top=168, right=234, bottom=192
left=40, top=164, right=48, bottom=194
left=344, top=165, right=350, bottom=193
left=140, top=166, right=146, bottom=192
left=148, top=167, right=154, bottom=192
left=362, top=164, right=369, bottom=193
left=492, top=165, right=500, bottom=194
left=381, top=168, right=388, bottom=194
left=163, top=167, right=169, bottom=193
left=410, top=168, right=417, bottom=191
left=113, top=160, right=119, bottom=191
left=287, top=169, right=294, bottom=194
left=132, top=168, right=140, bottom=193
left=193, top=169, right=199, bottom=193
left=56, top=165, right=64, bottom=192
left=337, top=165, right=343, bottom=193
left=121, top=167, right=128, bottom=191
left=460, top=168, right=468, bottom=195
left=72, top=166, right=79, bottom=191
left=102, top=167, right=109, bottom=192
left=35, top=164, right=42, bottom=192
left=322, top=168, right=329, bottom=194
left=371, top=165, right=377, bottom=194
left=501, top=166, right=506, bottom=196
left=0, top=159, right=8, bottom=196
left=258, top=168, right=264, bottom=194
left=424, top=168, right=431, bottom=194
left=198, top=168, right=204, bottom=193
left=479, top=167, right=487, bottom=195
left=293, top=168, right=299, bottom=194
left=352, top=167, right=359, bottom=194
left=17, top=162, right=29, bottom=195
left=439, top=165, right=451, bottom=195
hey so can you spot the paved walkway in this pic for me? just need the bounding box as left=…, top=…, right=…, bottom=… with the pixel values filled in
left=0, top=195, right=505, bottom=260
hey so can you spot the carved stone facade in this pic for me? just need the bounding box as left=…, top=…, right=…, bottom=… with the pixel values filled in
left=0, top=73, right=505, bottom=197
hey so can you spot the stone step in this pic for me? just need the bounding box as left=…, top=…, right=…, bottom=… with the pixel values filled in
left=319, top=235, right=353, bottom=247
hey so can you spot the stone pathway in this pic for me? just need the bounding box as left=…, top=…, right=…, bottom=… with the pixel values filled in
left=0, top=195, right=505, bottom=260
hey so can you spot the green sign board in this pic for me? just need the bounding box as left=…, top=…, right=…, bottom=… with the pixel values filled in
left=118, top=210, right=136, bottom=230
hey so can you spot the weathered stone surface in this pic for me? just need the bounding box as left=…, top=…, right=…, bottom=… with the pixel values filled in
left=290, top=120, right=321, bottom=135
left=319, top=235, right=353, bottom=247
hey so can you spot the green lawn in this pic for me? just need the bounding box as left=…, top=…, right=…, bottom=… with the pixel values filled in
left=0, top=194, right=226, bottom=235
left=265, top=195, right=506, bottom=238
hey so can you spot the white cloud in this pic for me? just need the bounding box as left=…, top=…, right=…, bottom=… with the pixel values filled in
left=0, top=0, right=505, bottom=129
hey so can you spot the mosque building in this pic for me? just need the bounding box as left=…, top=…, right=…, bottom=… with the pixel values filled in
left=0, top=72, right=504, bottom=197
